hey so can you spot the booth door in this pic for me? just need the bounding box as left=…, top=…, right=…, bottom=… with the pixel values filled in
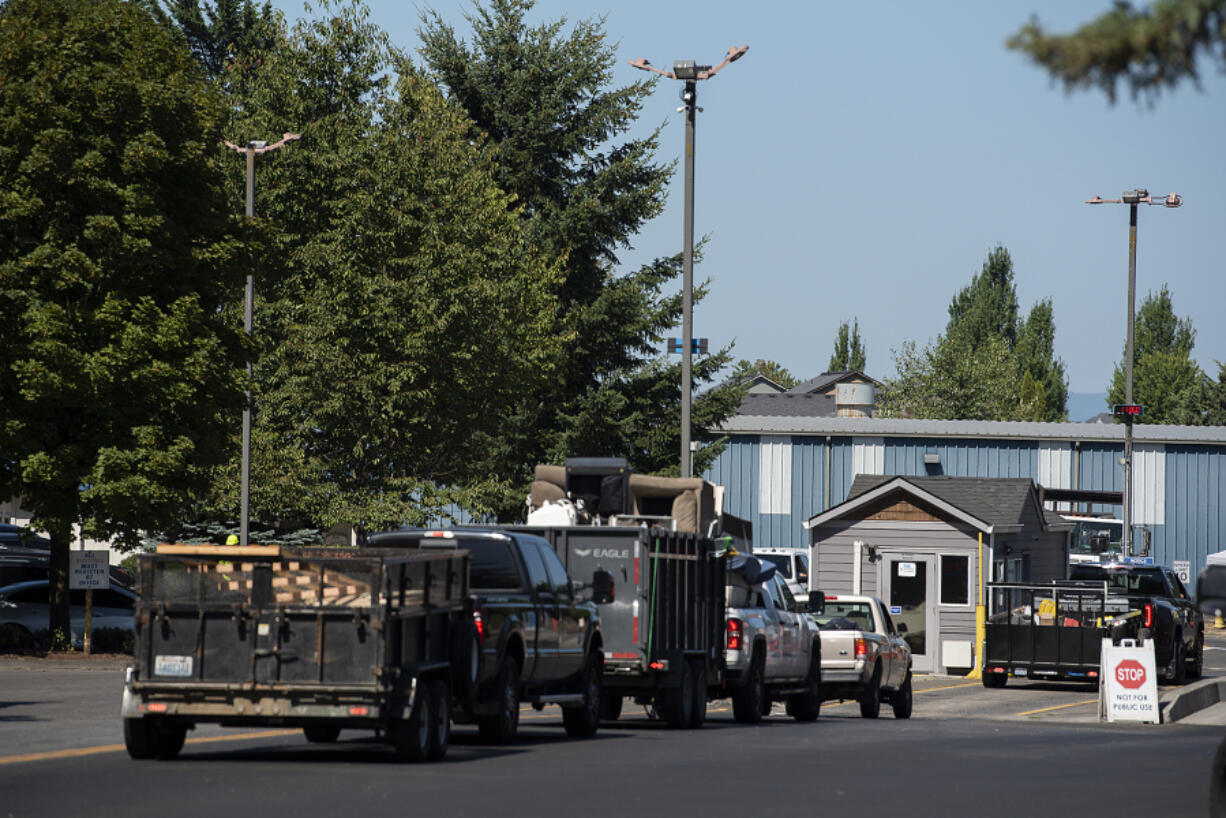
left=883, top=557, right=935, bottom=673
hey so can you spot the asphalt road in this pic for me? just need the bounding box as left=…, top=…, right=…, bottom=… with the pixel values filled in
left=2, top=636, right=1225, bottom=818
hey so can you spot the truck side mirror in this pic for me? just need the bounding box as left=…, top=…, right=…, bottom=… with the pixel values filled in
left=592, top=568, right=615, bottom=605
left=806, top=594, right=825, bottom=615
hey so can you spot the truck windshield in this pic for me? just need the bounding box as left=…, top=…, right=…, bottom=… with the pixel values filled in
left=1069, top=566, right=1167, bottom=596
left=757, top=554, right=794, bottom=580
left=814, top=600, right=873, bottom=630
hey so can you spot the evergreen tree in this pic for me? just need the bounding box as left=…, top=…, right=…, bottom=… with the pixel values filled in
left=946, top=246, right=1020, bottom=349
left=418, top=0, right=738, bottom=500
left=1173, top=362, right=1226, bottom=425
left=828, top=319, right=867, bottom=372
left=0, top=0, right=247, bottom=632
left=1016, top=298, right=1068, bottom=421
left=1009, top=0, right=1226, bottom=104
left=1107, top=285, right=1203, bottom=423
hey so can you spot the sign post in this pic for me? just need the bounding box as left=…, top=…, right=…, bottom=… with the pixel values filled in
left=1099, top=638, right=1160, bottom=724
left=69, top=551, right=109, bottom=655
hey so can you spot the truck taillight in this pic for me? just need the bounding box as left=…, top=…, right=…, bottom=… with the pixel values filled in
left=727, top=618, right=742, bottom=651
left=854, top=638, right=868, bottom=658
left=1142, top=603, right=1154, bottom=629
left=473, top=609, right=485, bottom=643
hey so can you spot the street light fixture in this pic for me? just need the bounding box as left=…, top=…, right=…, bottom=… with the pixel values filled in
left=631, top=46, right=748, bottom=478
left=224, top=132, right=301, bottom=546
left=1086, top=187, right=1183, bottom=558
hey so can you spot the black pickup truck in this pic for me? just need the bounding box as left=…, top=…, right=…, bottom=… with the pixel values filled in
left=366, top=528, right=604, bottom=743
left=983, top=561, right=1203, bottom=686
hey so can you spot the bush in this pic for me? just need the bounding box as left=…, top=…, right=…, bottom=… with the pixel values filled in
left=0, top=623, right=36, bottom=652
left=91, top=627, right=135, bottom=654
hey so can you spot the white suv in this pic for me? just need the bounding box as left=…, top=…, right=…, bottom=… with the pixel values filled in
left=752, top=547, right=810, bottom=603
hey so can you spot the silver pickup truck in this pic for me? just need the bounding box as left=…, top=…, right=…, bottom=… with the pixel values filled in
left=815, top=594, right=912, bottom=719
left=711, top=555, right=823, bottom=723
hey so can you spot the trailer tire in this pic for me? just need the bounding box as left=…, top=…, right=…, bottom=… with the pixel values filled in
left=659, top=658, right=695, bottom=729
left=787, top=653, right=821, bottom=722
left=391, top=684, right=433, bottom=762
left=687, top=658, right=707, bottom=729
left=562, top=651, right=601, bottom=738
left=477, top=656, right=521, bottom=745
left=732, top=652, right=765, bottom=724
left=858, top=663, right=881, bottom=719
left=891, top=671, right=913, bottom=719
left=126, top=718, right=186, bottom=760
left=982, top=672, right=1007, bottom=688
left=1169, top=637, right=1187, bottom=685
left=123, top=718, right=156, bottom=759
left=303, top=725, right=341, bottom=743
left=599, top=694, right=623, bottom=721
left=427, top=679, right=451, bottom=760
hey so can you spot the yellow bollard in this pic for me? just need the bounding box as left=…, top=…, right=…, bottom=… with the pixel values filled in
left=1215, top=610, right=1224, bottom=630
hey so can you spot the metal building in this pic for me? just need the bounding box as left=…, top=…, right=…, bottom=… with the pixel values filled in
left=703, top=414, right=1226, bottom=582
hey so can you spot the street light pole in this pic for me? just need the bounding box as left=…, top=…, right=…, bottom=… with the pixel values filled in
left=225, top=133, right=300, bottom=546
left=1087, top=189, right=1182, bottom=558
left=631, top=46, right=747, bottom=478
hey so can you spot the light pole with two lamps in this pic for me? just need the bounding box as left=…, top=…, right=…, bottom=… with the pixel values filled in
left=1086, top=188, right=1182, bottom=558
left=224, top=133, right=300, bottom=546
left=630, top=46, right=747, bottom=478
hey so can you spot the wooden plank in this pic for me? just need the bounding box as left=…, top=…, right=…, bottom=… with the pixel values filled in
left=156, top=544, right=281, bottom=557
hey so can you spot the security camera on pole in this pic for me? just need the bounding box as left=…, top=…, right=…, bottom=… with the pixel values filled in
left=631, top=47, right=747, bottom=478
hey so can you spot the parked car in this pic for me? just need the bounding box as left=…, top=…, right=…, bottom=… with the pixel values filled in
left=0, top=579, right=136, bottom=645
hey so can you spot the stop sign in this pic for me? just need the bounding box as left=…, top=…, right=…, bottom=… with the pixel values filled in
left=1115, top=659, right=1147, bottom=689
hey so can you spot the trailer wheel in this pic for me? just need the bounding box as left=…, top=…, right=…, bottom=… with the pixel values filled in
left=599, top=694, right=623, bottom=721
left=126, top=718, right=186, bottom=760
left=891, top=671, right=913, bottom=719
left=858, top=663, right=881, bottom=719
left=659, top=658, right=695, bottom=729
left=123, top=718, right=156, bottom=759
left=686, top=658, right=707, bottom=729
left=982, top=672, right=1007, bottom=688
left=732, top=652, right=765, bottom=724
left=477, top=656, right=521, bottom=744
left=562, top=650, right=601, bottom=738
left=391, top=684, right=433, bottom=762
left=427, top=679, right=451, bottom=760
left=303, top=725, right=341, bottom=743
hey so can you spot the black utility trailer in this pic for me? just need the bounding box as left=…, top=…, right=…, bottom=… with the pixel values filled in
left=981, top=580, right=1134, bottom=687
left=517, top=525, right=725, bottom=728
left=122, top=544, right=476, bottom=761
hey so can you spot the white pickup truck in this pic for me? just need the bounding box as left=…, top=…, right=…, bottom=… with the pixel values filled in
left=712, top=555, right=823, bottom=723
left=815, top=594, right=912, bottom=719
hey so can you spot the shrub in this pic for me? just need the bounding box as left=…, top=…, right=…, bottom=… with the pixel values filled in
left=91, top=627, right=135, bottom=654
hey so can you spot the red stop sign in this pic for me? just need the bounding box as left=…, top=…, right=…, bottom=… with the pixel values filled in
left=1115, top=659, right=1147, bottom=689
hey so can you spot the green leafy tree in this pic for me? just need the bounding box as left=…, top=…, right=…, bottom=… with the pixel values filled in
left=730, top=359, right=800, bottom=389
left=196, top=2, right=567, bottom=531
left=883, top=246, right=1067, bottom=421
left=160, top=0, right=279, bottom=80
left=1173, top=362, right=1226, bottom=425
left=418, top=0, right=739, bottom=501
left=1008, top=0, right=1226, bottom=104
left=1107, top=285, right=1204, bottom=423
left=0, top=0, right=247, bottom=634
left=828, top=319, right=867, bottom=372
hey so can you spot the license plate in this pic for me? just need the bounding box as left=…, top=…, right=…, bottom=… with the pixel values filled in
left=154, top=655, right=193, bottom=677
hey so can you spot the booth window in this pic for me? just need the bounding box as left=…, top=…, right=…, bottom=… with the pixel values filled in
left=940, top=555, right=970, bottom=605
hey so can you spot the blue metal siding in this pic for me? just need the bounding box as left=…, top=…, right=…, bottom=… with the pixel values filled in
left=882, top=438, right=1038, bottom=480
left=790, top=437, right=826, bottom=544
left=1162, top=445, right=1225, bottom=571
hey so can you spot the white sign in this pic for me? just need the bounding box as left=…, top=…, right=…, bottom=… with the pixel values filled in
left=897, top=562, right=917, bottom=578
left=1099, top=638, right=1160, bottom=724
left=69, top=550, right=110, bottom=590
left=1173, top=560, right=1191, bottom=585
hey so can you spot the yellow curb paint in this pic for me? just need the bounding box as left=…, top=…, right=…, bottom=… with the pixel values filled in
left=0, top=729, right=300, bottom=766
left=1014, top=699, right=1098, bottom=717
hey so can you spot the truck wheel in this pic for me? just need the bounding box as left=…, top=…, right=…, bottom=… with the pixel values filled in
left=891, top=672, right=913, bottom=719
left=858, top=663, right=881, bottom=719
left=1189, top=634, right=1205, bottom=680
left=427, top=679, right=451, bottom=760
left=982, top=672, right=1007, bottom=689
left=599, top=694, right=623, bottom=721
left=477, top=656, right=521, bottom=744
left=123, top=718, right=155, bottom=759
left=732, top=653, right=765, bottom=724
left=787, top=655, right=821, bottom=722
left=1170, top=639, right=1187, bottom=685
left=303, top=725, right=341, bottom=743
left=659, top=658, right=695, bottom=729
left=127, top=718, right=186, bottom=760
left=391, top=684, right=434, bottom=762
left=687, top=658, right=707, bottom=729
left=562, top=651, right=601, bottom=738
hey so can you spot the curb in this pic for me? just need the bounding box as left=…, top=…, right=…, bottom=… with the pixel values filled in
left=1161, top=677, right=1226, bottom=723
left=0, top=653, right=132, bottom=671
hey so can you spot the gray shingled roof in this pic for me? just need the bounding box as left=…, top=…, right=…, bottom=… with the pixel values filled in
left=786, top=369, right=878, bottom=395
left=738, top=392, right=837, bottom=418
left=846, top=474, right=1069, bottom=531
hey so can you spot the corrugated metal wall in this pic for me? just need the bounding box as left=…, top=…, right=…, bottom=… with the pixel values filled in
left=704, top=432, right=1225, bottom=577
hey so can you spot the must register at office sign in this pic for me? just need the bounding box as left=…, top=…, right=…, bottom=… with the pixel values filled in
left=1099, top=638, right=1160, bottom=724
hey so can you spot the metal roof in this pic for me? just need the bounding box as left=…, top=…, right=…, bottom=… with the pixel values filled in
left=715, top=414, right=1226, bottom=445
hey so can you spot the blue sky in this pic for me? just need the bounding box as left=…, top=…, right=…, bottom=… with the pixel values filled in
left=274, top=1, right=1225, bottom=411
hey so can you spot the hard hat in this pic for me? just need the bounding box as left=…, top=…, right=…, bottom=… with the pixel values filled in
left=225, top=534, right=239, bottom=545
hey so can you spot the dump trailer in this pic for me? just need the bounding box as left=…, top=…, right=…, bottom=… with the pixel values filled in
left=515, top=525, right=725, bottom=729
left=121, top=544, right=477, bottom=762
left=981, top=580, right=1133, bottom=686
